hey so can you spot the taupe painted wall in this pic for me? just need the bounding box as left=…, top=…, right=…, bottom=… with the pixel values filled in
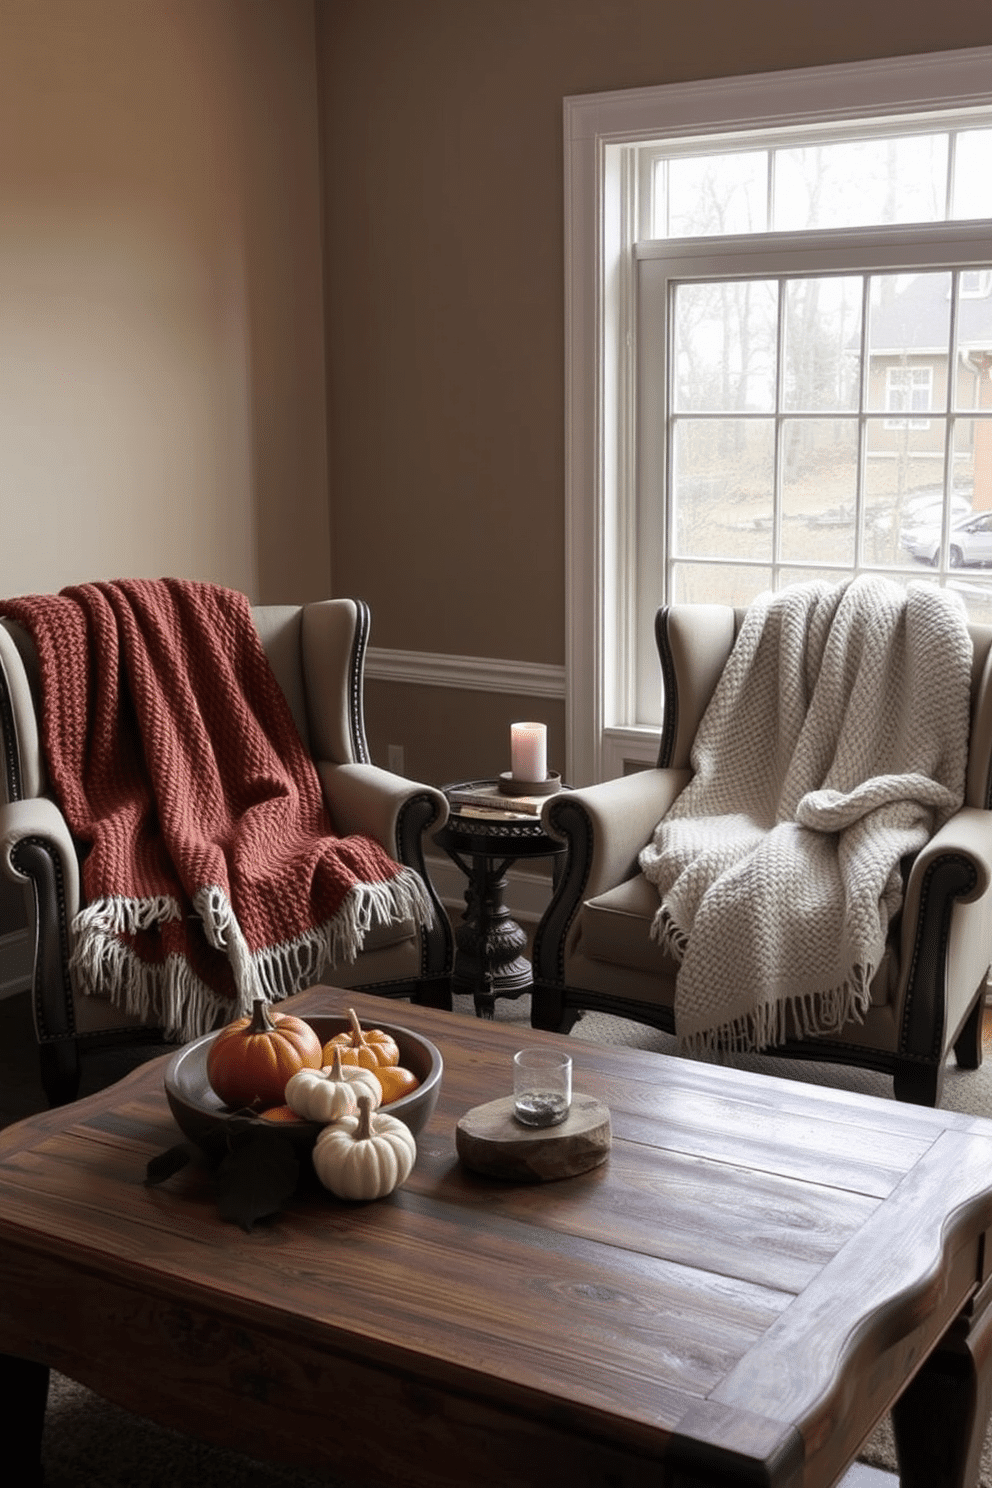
left=317, top=0, right=992, bottom=786
left=0, top=0, right=330, bottom=604
left=2, top=3, right=990, bottom=790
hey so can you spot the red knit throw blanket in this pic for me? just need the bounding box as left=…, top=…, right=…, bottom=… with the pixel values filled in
left=0, top=580, right=433, bottom=1041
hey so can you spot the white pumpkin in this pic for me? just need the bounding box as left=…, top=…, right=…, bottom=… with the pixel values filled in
left=284, top=1065, right=357, bottom=1125
left=312, top=1095, right=417, bottom=1200
left=282, top=1042, right=379, bottom=1123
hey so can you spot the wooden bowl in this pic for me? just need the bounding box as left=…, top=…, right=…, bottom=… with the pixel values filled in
left=164, top=1014, right=443, bottom=1160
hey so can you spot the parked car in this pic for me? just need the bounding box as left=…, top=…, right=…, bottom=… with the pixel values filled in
left=904, top=509, right=992, bottom=568
left=897, top=491, right=972, bottom=543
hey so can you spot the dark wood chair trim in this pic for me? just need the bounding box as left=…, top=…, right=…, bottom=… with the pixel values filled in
left=531, top=795, right=596, bottom=990
left=11, top=835, right=81, bottom=1105
left=655, top=607, right=678, bottom=770
left=347, top=597, right=372, bottom=765
left=900, top=852, right=979, bottom=1061
left=0, top=647, right=22, bottom=804
left=395, top=792, right=453, bottom=989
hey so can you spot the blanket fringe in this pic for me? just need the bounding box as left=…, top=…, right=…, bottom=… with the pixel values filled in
left=70, top=897, right=231, bottom=1045
left=679, top=970, right=872, bottom=1061
left=650, top=908, right=688, bottom=962
left=70, top=868, right=435, bottom=1040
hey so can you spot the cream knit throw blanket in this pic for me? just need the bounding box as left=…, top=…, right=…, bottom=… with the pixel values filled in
left=639, top=576, right=973, bottom=1055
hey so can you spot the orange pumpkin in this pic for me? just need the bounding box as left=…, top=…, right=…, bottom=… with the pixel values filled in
left=258, top=1104, right=306, bottom=1123
left=206, top=998, right=322, bottom=1110
left=323, top=1006, right=400, bottom=1071
left=375, top=1066, right=420, bottom=1106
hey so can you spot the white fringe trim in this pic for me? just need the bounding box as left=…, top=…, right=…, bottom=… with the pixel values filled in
left=70, top=895, right=230, bottom=1045
left=650, top=907, right=688, bottom=963
left=69, top=867, right=435, bottom=1042
left=679, top=969, right=872, bottom=1060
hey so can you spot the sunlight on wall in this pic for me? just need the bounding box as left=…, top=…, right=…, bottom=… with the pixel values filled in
left=0, top=0, right=328, bottom=602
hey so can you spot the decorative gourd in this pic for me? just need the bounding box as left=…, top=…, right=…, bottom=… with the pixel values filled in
left=284, top=1047, right=383, bottom=1124
left=258, top=1104, right=305, bottom=1123
left=206, top=999, right=323, bottom=1110
left=323, top=1007, right=400, bottom=1071
left=325, top=1046, right=384, bottom=1108
left=375, top=1065, right=420, bottom=1106
left=312, top=1095, right=417, bottom=1200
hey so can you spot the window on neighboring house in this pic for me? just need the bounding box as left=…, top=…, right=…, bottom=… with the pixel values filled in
left=885, top=366, right=933, bottom=428
left=564, top=49, right=992, bottom=784
left=962, top=269, right=992, bottom=297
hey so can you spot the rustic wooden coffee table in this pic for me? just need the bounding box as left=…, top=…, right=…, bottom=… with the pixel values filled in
left=3, top=986, right=992, bottom=1488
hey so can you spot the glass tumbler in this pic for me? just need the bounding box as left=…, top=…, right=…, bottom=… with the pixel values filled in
left=512, top=1048, right=572, bottom=1128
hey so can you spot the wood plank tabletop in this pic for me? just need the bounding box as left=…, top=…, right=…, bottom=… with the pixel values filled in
left=2, top=985, right=992, bottom=1488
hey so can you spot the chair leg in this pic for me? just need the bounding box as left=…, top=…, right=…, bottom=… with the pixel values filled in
left=954, top=995, right=985, bottom=1072
left=530, top=982, right=580, bottom=1034
left=0, top=1353, right=48, bottom=1486
left=39, top=1038, right=81, bottom=1108
left=893, top=1058, right=945, bottom=1107
left=413, top=976, right=452, bottom=1011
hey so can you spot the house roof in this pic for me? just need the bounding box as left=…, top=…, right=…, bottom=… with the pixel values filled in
left=869, top=272, right=992, bottom=356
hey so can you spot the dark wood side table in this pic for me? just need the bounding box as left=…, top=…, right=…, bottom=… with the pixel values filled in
left=435, top=780, right=566, bottom=1018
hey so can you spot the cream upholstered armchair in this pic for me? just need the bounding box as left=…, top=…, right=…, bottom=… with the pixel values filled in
left=532, top=602, right=992, bottom=1106
left=0, top=597, right=453, bottom=1106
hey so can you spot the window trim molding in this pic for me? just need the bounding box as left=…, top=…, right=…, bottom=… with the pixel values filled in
left=564, top=45, right=992, bottom=787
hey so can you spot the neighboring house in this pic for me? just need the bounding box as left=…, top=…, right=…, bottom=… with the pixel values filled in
left=866, top=270, right=992, bottom=510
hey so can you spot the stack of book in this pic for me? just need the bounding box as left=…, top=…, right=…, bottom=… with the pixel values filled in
left=446, top=783, right=546, bottom=818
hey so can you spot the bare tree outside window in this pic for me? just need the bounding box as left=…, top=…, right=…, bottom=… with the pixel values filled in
left=637, top=125, right=992, bottom=632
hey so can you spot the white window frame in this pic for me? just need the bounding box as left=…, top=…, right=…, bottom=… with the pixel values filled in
left=563, top=46, right=992, bottom=787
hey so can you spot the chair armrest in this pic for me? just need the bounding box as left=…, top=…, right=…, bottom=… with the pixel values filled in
left=318, top=763, right=453, bottom=981
left=0, top=797, right=82, bottom=1055
left=897, top=806, right=992, bottom=1059
left=534, top=769, right=690, bottom=987
left=0, top=796, right=80, bottom=915
left=317, top=762, right=449, bottom=865
left=902, top=807, right=992, bottom=916
left=542, top=769, right=691, bottom=899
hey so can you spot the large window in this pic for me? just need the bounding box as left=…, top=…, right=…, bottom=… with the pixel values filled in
left=564, top=50, right=992, bottom=784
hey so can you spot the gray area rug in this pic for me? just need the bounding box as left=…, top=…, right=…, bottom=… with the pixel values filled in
left=18, top=989, right=992, bottom=1486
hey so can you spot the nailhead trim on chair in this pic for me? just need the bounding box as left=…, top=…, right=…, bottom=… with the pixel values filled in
left=10, top=836, right=75, bottom=1044
left=0, top=668, right=21, bottom=804
left=346, top=598, right=373, bottom=765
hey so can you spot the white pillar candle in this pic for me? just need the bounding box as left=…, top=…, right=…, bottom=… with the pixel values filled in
left=510, top=722, right=547, bottom=783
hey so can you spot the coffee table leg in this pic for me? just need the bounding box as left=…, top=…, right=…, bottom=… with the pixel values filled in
left=0, top=1353, right=49, bottom=1486
left=891, top=1289, right=992, bottom=1488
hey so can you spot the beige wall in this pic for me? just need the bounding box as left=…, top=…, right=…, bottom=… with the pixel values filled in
left=317, top=0, right=992, bottom=786
left=3, top=3, right=990, bottom=787
left=0, top=0, right=330, bottom=604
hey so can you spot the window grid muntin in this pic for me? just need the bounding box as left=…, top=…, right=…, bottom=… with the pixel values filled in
left=658, top=258, right=992, bottom=613
left=644, top=112, right=992, bottom=241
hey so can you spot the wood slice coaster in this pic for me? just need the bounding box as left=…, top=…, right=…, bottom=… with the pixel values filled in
left=455, top=1093, right=611, bottom=1182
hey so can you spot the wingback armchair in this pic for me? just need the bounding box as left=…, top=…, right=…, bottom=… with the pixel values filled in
left=532, top=602, right=992, bottom=1106
left=0, top=596, right=453, bottom=1106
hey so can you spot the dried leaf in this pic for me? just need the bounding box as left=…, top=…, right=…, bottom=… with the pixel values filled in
left=214, top=1131, right=300, bottom=1231
left=145, top=1142, right=198, bottom=1185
